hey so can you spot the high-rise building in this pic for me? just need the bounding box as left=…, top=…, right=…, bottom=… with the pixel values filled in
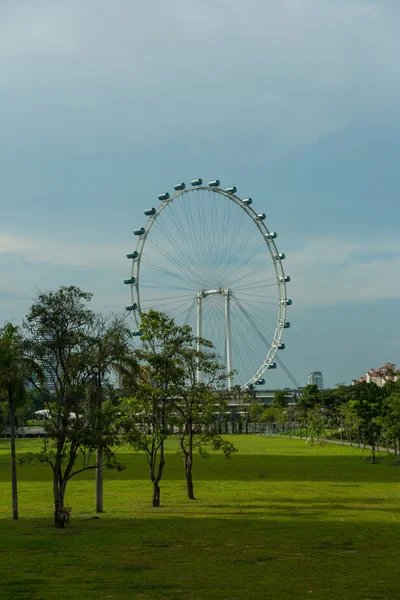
left=308, top=371, right=324, bottom=390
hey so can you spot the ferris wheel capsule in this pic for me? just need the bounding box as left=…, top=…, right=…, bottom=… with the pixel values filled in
left=243, top=198, right=252, bottom=205
left=191, top=178, right=203, bottom=186
left=225, top=186, right=237, bottom=194
left=275, top=253, right=285, bottom=260
left=265, top=232, right=277, bottom=240
left=280, top=299, right=292, bottom=306
left=125, top=303, right=137, bottom=311
left=144, top=208, right=156, bottom=216
left=126, top=251, right=139, bottom=259
left=158, top=192, right=170, bottom=201
left=208, top=180, right=220, bottom=187
left=133, top=228, right=145, bottom=236
left=279, top=275, right=290, bottom=283
left=257, top=213, right=266, bottom=220
left=174, top=183, right=186, bottom=191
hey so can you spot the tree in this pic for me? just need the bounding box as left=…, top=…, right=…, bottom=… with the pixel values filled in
left=22, top=286, right=126, bottom=527
left=338, top=403, right=363, bottom=446
left=172, top=335, right=237, bottom=500
left=122, top=311, right=189, bottom=507
left=376, top=393, right=400, bottom=461
left=349, top=381, right=384, bottom=462
left=297, top=384, right=320, bottom=411
left=249, top=399, right=266, bottom=433
left=305, top=405, right=327, bottom=445
left=272, top=390, right=288, bottom=409
left=85, top=317, right=134, bottom=513
left=0, top=323, right=40, bottom=520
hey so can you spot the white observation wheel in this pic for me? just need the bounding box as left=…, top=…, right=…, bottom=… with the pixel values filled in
left=124, top=179, right=291, bottom=389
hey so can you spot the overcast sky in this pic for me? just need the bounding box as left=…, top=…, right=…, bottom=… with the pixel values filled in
left=1, top=0, right=400, bottom=387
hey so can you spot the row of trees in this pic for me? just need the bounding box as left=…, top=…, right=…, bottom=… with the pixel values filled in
left=0, top=286, right=236, bottom=527
left=249, top=379, right=400, bottom=460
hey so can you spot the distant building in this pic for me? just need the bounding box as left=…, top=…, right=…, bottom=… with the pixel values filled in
left=308, top=371, right=324, bottom=390
left=352, top=363, right=399, bottom=388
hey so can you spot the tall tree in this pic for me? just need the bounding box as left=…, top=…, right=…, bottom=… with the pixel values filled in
left=376, top=393, right=400, bottom=461
left=0, top=323, right=40, bottom=520
left=349, top=381, right=384, bottom=462
left=122, top=311, right=188, bottom=507
left=272, top=390, right=288, bottom=409
left=297, top=384, right=320, bottom=411
left=22, top=286, right=126, bottom=527
left=172, top=336, right=237, bottom=500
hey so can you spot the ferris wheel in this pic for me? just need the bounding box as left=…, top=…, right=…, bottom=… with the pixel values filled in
left=124, top=179, right=291, bottom=390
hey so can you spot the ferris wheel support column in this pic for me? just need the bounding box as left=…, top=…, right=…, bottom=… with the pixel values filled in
left=196, top=292, right=203, bottom=384
left=225, top=289, right=233, bottom=391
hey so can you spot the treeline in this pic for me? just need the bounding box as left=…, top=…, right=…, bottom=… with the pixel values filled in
left=248, top=381, right=400, bottom=460
left=0, top=286, right=236, bottom=528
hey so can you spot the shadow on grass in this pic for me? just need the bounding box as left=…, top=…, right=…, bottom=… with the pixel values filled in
left=1, top=514, right=399, bottom=600
left=1, top=452, right=399, bottom=483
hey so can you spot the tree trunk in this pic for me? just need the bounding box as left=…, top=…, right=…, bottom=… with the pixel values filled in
left=9, top=395, right=18, bottom=520
left=53, top=482, right=66, bottom=529
left=94, top=378, right=103, bottom=513
left=370, top=434, right=376, bottom=463
left=95, top=447, right=103, bottom=513
left=152, top=482, right=160, bottom=507
left=185, top=431, right=195, bottom=500
left=185, top=460, right=195, bottom=500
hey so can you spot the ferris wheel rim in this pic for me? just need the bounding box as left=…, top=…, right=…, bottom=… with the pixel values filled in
left=127, top=184, right=289, bottom=389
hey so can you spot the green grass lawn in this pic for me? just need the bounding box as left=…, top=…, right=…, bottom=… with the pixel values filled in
left=0, top=436, right=399, bottom=600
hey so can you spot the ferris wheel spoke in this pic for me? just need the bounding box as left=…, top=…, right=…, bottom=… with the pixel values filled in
left=141, top=295, right=195, bottom=308
left=183, top=297, right=197, bottom=326
left=146, top=230, right=203, bottom=283
left=138, top=278, right=193, bottom=292
left=232, top=296, right=275, bottom=349
left=143, top=240, right=209, bottom=288
left=234, top=279, right=279, bottom=291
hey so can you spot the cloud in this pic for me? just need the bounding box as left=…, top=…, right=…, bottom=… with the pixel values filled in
left=0, top=233, right=126, bottom=270
left=2, top=230, right=400, bottom=319
left=289, top=237, right=400, bottom=306
left=1, top=1, right=399, bottom=154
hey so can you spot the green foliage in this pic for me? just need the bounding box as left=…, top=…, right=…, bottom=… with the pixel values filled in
left=376, top=393, right=400, bottom=458
left=123, top=310, right=237, bottom=502
left=296, top=384, right=320, bottom=410
left=305, top=405, right=328, bottom=445
left=272, top=390, right=288, bottom=409
left=22, top=286, right=129, bottom=526
left=248, top=399, right=265, bottom=424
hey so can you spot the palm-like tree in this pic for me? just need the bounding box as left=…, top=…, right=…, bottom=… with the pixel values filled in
left=0, top=323, right=41, bottom=520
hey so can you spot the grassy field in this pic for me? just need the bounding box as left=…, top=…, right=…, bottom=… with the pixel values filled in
left=0, top=436, right=399, bottom=600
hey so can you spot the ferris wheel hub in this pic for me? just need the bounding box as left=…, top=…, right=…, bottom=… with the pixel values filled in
left=197, top=288, right=232, bottom=298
